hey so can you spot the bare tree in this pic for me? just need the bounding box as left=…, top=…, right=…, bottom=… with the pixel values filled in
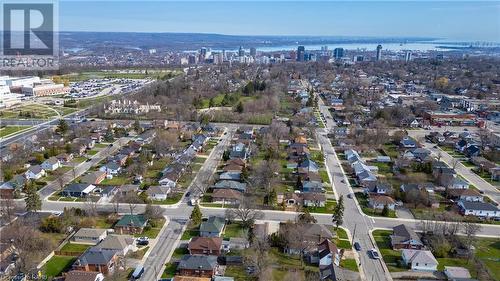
left=85, top=197, right=99, bottom=217
left=463, top=221, right=481, bottom=255
left=0, top=197, right=17, bottom=222
left=124, top=192, right=142, bottom=215
left=225, top=195, right=264, bottom=228
left=244, top=235, right=271, bottom=278
left=451, top=158, right=459, bottom=170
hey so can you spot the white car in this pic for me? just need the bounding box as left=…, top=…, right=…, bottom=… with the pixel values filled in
left=370, top=249, right=381, bottom=259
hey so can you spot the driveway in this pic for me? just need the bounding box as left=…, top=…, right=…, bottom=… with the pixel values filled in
left=395, top=207, right=414, bottom=219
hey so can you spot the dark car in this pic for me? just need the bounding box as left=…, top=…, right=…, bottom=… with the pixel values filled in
left=85, top=158, right=92, bottom=162
left=185, top=191, right=191, bottom=197
left=354, top=242, right=361, bottom=251
left=108, top=143, right=113, bottom=147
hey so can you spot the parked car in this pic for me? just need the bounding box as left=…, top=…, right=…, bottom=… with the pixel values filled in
left=354, top=242, right=361, bottom=251
left=137, top=237, right=149, bottom=246
left=132, top=266, right=144, bottom=279
left=370, top=249, right=380, bottom=259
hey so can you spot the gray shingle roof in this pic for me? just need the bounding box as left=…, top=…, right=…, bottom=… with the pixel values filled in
left=177, top=255, right=218, bottom=270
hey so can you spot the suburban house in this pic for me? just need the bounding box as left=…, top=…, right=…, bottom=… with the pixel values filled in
left=280, top=223, right=334, bottom=254
left=64, top=271, right=104, bottom=281
left=188, top=237, right=223, bottom=256
left=213, top=180, right=247, bottom=193
left=94, top=235, right=136, bottom=256
left=177, top=255, right=219, bottom=278
left=72, top=228, right=108, bottom=245
left=390, top=224, right=424, bottom=250
left=229, top=143, right=248, bottom=160
left=200, top=216, right=226, bottom=237
left=298, top=158, right=319, bottom=174
left=367, top=182, right=393, bottom=195
left=114, top=214, right=148, bottom=235
left=41, top=157, right=62, bottom=171
left=401, top=249, right=438, bottom=271
left=301, top=192, right=327, bottom=207
left=444, top=266, right=472, bottom=280
left=317, top=239, right=341, bottom=266
left=99, top=162, right=121, bottom=175
left=72, top=248, right=118, bottom=274
left=302, top=181, right=324, bottom=193
left=145, top=186, right=171, bottom=201
left=211, top=189, right=242, bottom=205
left=446, top=189, right=483, bottom=202
left=400, top=137, right=417, bottom=148
left=61, top=183, right=97, bottom=198
left=81, top=171, right=107, bottom=185
left=25, top=165, right=46, bottom=180
left=457, top=201, right=500, bottom=218
left=368, top=195, right=396, bottom=210
left=218, top=172, right=241, bottom=181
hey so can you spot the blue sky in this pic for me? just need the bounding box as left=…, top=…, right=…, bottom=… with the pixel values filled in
left=59, top=1, right=500, bottom=41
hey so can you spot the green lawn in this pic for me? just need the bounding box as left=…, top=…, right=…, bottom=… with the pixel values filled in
left=60, top=242, right=91, bottom=253
left=161, top=263, right=177, bottom=278
left=305, top=200, right=337, bottom=214
left=181, top=228, right=200, bottom=240
left=43, top=256, right=77, bottom=278
left=336, top=239, right=352, bottom=249
left=372, top=230, right=407, bottom=272
left=225, top=265, right=257, bottom=281
left=171, top=247, right=189, bottom=260
left=319, top=169, right=330, bottom=183
left=100, top=175, right=131, bottom=185
left=134, top=218, right=165, bottom=238
left=223, top=222, right=247, bottom=239
left=474, top=238, right=500, bottom=280
left=87, top=149, right=99, bottom=156
left=356, top=192, right=397, bottom=218
left=151, top=193, right=183, bottom=205
left=0, top=126, right=30, bottom=138
left=340, top=258, right=359, bottom=271
left=336, top=228, right=349, bottom=240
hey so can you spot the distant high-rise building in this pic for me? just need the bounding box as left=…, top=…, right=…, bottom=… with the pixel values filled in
left=404, top=51, right=412, bottom=62
left=321, top=46, right=328, bottom=51
left=213, top=53, right=224, bottom=64
left=250, top=47, right=257, bottom=58
left=297, top=46, right=305, bottom=62
left=200, top=47, right=207, bottom=58
left=333, top=48, right=344, bottom=59
left=376, top=45, right=383, bottom=61
left=354, top=55, right=364, bottom=62
left=188, top=54, right=197, bottom=64
left=238, top=46, right=245, bottom=57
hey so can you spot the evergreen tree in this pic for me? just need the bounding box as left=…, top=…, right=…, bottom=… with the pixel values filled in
left=104, top=126, right=114, bottom=142
left=25, top=183, right=41, bottom=213
left=133, top=119, right=141, bottom=133
left=235, top=101, right=244, bottom=113
left=56, top=119, right=69, bottom=135
left=190, top=204, right=202, bottom=226
left=381, top=204, right=390, bottom=217
left=332, top=195, right=345, bottom=229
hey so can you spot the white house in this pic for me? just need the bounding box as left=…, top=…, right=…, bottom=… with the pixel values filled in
left=99, top=162, right=121, bottom=175
left=458, top=201, right=500, bottom=218
left=145, top=186, right=171, bottom=201
left=25, top=165, right=46, bottom=180
left=401, top=249, right=438, bottom=271
left=318, top=239, right=341, bottom=267
left=41, top=157, right=62, bottom=171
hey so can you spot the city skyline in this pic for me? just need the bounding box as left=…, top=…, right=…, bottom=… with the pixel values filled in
left=59, top=1, right=500, bottom=42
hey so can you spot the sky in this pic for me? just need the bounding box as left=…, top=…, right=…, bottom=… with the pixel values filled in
left=59, top=1, right=500, bottom=42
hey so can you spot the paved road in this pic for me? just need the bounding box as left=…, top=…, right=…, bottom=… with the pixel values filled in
left=407, top=132, right=500, bottom=204
left=316, top=97, right=391, bottom=281
left=141, top=218, right=187, bottom=281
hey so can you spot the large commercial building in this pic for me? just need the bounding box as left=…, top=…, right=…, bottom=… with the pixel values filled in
left=376, top=45, right=383, bottom=61
left=297, top=46, right=305, bottom=62
left=22, top=83, right=67, bottom=97
left=333, top=48, right=344, bottom=59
